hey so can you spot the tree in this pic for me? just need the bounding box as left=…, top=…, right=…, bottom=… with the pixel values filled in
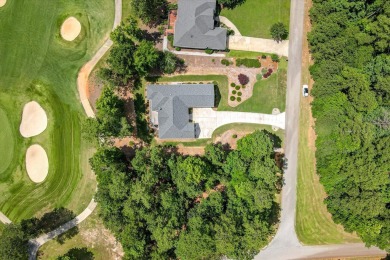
left=131, top=0, right=167, bottom=25
left=270, top=22, right=288, bottom=42
left=0, top=224, right=28, bottom=260
left=161, top=51, right=179, bottom=74
left=133, top=40, right=160, bottom=76
left=218, top=0, right=246, bottom=9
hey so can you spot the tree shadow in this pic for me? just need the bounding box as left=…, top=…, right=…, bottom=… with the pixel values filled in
left=60, top=247, right=94, bottom=260
left=134, top=93, right=153, bottom=143
left=214, top=83, right=222, bottom=108
left=55, top=226, right=79, bottom=245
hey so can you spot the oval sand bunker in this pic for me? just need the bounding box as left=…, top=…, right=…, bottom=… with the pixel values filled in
left=20, top=101, right=48, bottom=138
left=61, top=17, right=81, bottom=41
left=0, top=0, right=6, bottom=8
left=26, top=144, right=49, bottom=183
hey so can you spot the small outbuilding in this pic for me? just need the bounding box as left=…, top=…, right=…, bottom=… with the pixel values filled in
left=147, top=84, right=215, bottom=139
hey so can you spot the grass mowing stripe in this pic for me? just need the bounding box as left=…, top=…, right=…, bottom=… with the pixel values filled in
left=0, top=0, right=114, bottom=221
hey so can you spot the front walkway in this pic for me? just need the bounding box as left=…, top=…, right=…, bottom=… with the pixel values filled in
left=193, top=108, right=285, bottom=138
left=0, top=211, right=11, bottom=224
left=228, top=36, right=289, bottom=57
left=219, top=16, right=242, bottom=36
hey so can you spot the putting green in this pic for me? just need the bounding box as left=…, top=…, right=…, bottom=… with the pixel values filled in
left=0, top=0, right=114, bottom=221
left=0, top=108, right=14, bottom=174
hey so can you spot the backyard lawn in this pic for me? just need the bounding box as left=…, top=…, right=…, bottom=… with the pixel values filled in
left=0, top=0, right=113, bottom=221
left=220, top=0, right=290, bottom=38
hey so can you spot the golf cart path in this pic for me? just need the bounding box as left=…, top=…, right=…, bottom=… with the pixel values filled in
left=27, top=0, right=122, bottom=259
left=77, top=0, right=122, bottom=118
left=0, top=211, right=11, bottom=224
left=254, top=0, right=385, bottom=259
left=192, top=108, right=285, bottom=138
left=28, top=199, right=97, bottom=260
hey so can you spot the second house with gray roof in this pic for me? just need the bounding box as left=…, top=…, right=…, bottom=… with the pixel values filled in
left=147, top=84, right=215, bottom=139
left=173, top=0, right=227, bottom=50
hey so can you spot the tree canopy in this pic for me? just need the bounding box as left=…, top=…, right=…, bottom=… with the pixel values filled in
left=91, top=130, right=281, bottom=259
left=270, top=22, right=289, bottom=42
left=309, top=0, right=390, bottom=251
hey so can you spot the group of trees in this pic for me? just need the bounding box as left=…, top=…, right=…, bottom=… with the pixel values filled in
left=90, top=130, right=281, bottom=259
left=309, top=0, right=389, bottom=251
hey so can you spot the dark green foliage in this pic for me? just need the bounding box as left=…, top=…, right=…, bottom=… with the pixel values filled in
left=0, top=224, right=28, bottom=260
left=237, top=97, right=242, bottom=102
left=205, top=48, right=214, bottom=54
left=230, top=96, right=236, bottom=101
left=218, top=0, right=246, bottom=8
left=271, top=54, right=280, bottom=62
left=270, top=22, right=288, bottom=42
left=231, top=82, right=236, bottom=87
left=235, top=85, right=241, bottom=90
left=175, top=46, right=181, bottom=51
left=236, top=58, right=261, bottom=68
left=221, top=59, right=231, bottom=66
left=237, top=91, right=242, bottom=96
left=309, top=0, right=390, bottom=251
left=92, top=131, right=281, bottom=259
left=134, top=41, right=160, bottom=76
left=161, top=51, right=181, bottom=74
left=131, top=0, right=167, bottom=25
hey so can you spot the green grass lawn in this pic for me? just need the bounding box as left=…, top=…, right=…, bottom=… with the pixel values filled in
left=0, top=0, right=114, bottom=221
left=220, top=0, right=290, bottom=38
left=156, top=61, right=287, bottom=114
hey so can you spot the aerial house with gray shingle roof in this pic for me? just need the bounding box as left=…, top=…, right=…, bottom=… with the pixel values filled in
left=173, top=0, right=227, bottom=50
left=147, top=84, right=215, bottom=139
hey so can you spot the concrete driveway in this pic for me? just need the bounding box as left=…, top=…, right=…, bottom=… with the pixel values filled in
left=192, top=108, right=285, bottom=138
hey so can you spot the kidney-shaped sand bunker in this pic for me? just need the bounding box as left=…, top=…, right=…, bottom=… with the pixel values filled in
left=19, top=101, right=48, bottom=138
left=61, top=17, right=81, bottom=41
left=26, top=144, right=49, bottom=183
left=0, top=0, right=6, bottom=8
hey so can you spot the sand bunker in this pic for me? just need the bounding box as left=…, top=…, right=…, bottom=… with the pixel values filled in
left=61, top=17, right=81, bottom=41
left=0, top=0, right=6, bottom=8
left=20, top=101, right=48, bottom=138
left=26, top=144, right=49, bottom=183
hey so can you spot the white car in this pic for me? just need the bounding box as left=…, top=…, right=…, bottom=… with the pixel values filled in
left=302, top=84, right=309, bottom=97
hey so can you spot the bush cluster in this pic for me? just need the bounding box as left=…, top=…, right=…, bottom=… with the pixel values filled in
left=205, top=48, right=214, bottom=55
left=263, top=68, right=273, bottom=79
left=238, top=74, right=249, bottom=85
left=221, top=59, right=231, bottom=66
left=236, top=58, right=261, bottom=68
left=271, top=54, right=279, bottom=62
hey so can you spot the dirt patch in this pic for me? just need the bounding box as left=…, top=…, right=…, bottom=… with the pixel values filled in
left=87, top=71, right=105, bottom=113
left=195, top=184, right=225, bottom=203
left=61, top=17, right=81, bottom=41
left=214, top=129, right=252, bottom=149
left=26, top=144, right=48, bottom=183
left=20, top=101, right=48, bottom=138
left=0, top=0, right=6, bottom=7
left=176, top=145, right=205, bottom=156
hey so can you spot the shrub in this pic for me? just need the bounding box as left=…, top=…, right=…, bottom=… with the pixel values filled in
left=230, top=96, right=236, bottom=101
left=261, top=54, right=267, bottom=59
left=205, top=48, right=214, bottom=55
left=236, top=58, right=261, bottom=68
left=230, top=82, right=236, bottom=87
left=238, top=74, right=249, bottom=85
left=232, top=90, right=237, bottom=95
left=212, top=59, right=215, bottom=63
left=268, top=68, right=273, bottom=73
left=256, top=74, right=262, bottom=81
left=263, top=73, right=270, bottom=79
left=235, top=85, right=240, bottom=90
left=237, top=92, right=242, bottom=96
left=270, top=22, right=288, bottom=42
left=232, top=134, right=238, bottom=138
left=262, top=68, right=268, bottom=75
left=237, top=97, right=242, bottom=102
left=271, top=54, right=280, bottom=62
left=167, top=34, right=174, bottom=45
left=175, top=47, right=181, bottom=51
left=241, top=85, right=246, bottom=89
left=221, top=59, right=230, bottom=66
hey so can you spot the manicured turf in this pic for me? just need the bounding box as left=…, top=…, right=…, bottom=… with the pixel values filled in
left=0, top=0, right=114, bottom=221
left=220, top=0, right=290, bottom=38
left=227, top=50, right=271, bottom=59
left=0, top=108, right=14, bottom=174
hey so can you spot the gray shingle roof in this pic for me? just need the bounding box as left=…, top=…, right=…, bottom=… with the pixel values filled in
left=173, top=0, right=227, bottom=50
left=147, top=84, right=215, bottom=139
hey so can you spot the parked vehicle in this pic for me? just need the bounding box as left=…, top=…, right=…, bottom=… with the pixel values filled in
left=302, top=84, right=309, bottom=97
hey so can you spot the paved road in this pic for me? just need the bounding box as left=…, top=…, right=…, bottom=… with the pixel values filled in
left=254, top=0, right=386, bottom=259
left=77, top=0, right=122, bottom=118
left=192, top=108, right=285, bottom=138
left=28, top=199, right=97, bottom=260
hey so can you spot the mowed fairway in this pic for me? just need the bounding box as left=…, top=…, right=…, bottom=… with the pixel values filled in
left=0, top=0, right=114, bottom=221
left=220, top=0, right=290, bottom=38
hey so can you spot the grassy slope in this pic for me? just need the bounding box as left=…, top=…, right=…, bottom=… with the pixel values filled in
left=220, top=0, right=290, bottom=38
left=0, top=0, right=114, bottom=221
left=295, top=0, right=360, bottom=244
